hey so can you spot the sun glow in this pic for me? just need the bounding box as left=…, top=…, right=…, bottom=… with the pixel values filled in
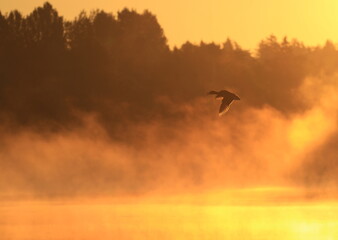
left=288, top=109, right=331, bottom=151
left=2, top=188, right=338, bottom=240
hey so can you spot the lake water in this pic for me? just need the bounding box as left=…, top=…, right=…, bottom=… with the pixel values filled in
left=1, top=191, right=338, bottom=240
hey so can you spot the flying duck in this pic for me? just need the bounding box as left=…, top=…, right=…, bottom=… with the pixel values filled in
left=208, top=90, right=240, bottom=115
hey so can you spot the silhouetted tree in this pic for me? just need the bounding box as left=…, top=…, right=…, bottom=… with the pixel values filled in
left=256, top=36, right=310, bottom=112
left=25, top=2, right=64, bottom=49
left=307, top=40, right=338, bottom=76
left=1, top=2, right=338, bottom=133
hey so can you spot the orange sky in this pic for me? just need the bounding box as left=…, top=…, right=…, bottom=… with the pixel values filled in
left=2, top=0, right=338, bottom=51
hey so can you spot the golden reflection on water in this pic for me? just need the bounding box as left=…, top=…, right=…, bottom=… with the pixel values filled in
left=1, top=188, right=338, bottom=240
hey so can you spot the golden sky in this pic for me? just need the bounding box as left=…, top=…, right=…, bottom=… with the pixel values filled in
left=2, top=0, right=338, bottom=51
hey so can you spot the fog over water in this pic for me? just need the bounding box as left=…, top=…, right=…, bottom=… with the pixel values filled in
left=1, top=75, right=338, bottom=199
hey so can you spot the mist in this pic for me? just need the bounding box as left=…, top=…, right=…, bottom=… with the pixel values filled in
left=1, top=2, right=338, bottom=201
left=1, top=74, right=338, bottom=200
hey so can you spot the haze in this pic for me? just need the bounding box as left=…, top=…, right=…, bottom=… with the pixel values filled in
left=2, top=2, right=338, bottom=239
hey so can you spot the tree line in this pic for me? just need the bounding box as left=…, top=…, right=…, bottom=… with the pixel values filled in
left=1, top=2, right=338, bottom=133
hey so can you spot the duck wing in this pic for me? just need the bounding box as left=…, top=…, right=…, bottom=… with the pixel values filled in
left=219, top=96, right=234, bottom=115
left=219, top=90, right=240, bottom=100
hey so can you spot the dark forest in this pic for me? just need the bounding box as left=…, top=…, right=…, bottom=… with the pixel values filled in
left=1, top=2, right=338, bottom=131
